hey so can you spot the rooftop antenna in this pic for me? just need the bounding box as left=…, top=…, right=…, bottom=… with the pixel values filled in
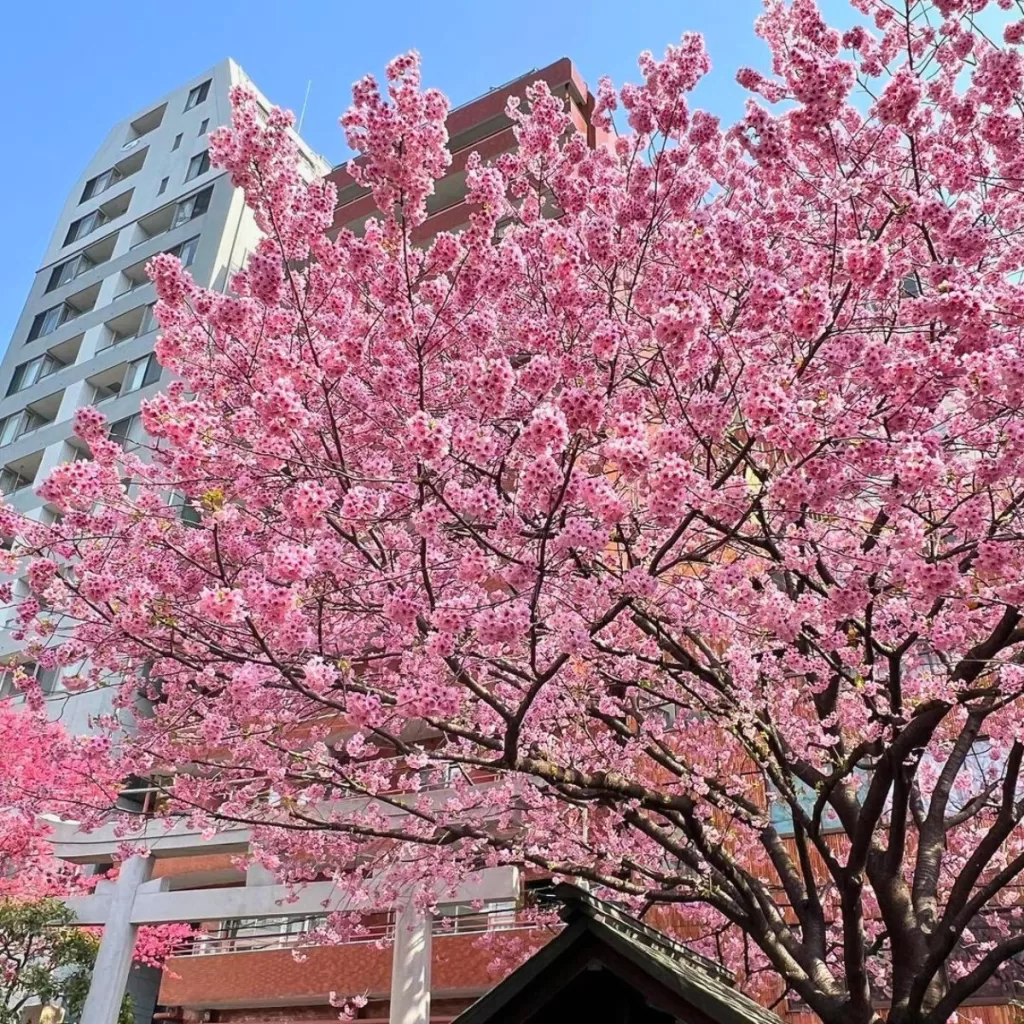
left=298, top=79, right=312, bottom=134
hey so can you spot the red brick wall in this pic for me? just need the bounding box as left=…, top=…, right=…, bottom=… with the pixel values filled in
left=159, top=931, right=551, bottom=1009
left=152, top=853, right=240, bottom=880
left=160, top=943, right=392, bottom=1007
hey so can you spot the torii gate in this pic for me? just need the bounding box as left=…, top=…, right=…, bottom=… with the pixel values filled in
left=51, top=818, right=518, bottom=1024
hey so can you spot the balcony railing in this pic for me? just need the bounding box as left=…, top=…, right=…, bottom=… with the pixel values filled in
left=172, top=905, right=530, bottom=958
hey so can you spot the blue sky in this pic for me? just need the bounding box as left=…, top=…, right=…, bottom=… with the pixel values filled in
left=0, top=0, right=888, bottom=349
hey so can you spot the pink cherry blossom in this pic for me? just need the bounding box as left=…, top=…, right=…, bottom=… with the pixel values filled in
left=5, top=7, right=1024, bottom=1022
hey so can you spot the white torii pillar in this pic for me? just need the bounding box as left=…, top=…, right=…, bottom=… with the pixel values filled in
left=79, top=855, right=155, bottom=1024
left=390, top=896, right=433, bottom=1024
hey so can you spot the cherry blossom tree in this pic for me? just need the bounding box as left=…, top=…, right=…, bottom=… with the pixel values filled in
left=6, top=1, right=1024, bottom=1021
left=0, top=698, right=113, bottom=896
left=0, top=702, right=189, bottom=978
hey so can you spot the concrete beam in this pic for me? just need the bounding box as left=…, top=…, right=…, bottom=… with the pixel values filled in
left=50, top=816, right=250, bottom=863
left=66, top=866, right=519, bottom=926
left=50, top=780, right=510, bottom=862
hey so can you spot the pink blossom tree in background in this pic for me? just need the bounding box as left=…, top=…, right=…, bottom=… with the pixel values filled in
left=6, top=0, right=1024, bottom=1021
left=0, top=699, right=189, bottom=975
left=0, top=695, right=114, bottom=896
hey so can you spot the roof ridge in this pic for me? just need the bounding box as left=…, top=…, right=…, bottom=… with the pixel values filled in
left=552, top=882, right=735, bottom=984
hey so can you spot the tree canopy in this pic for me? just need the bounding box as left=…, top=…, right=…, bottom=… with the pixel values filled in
left=6, top=2, right=1024, bottom=1022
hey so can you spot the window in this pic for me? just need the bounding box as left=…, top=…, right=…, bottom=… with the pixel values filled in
left=123, top=354, right=161, bottom=393
left=0, top=410, right=45, bottom=447
left=769, top=778, right=845, bottom=837
left=81, top=167, right=122, bottom=203
left=185, top=80, right=211, bottom=111
left=0, top=468, right=31, bottom=496
left=140, top=303, right=158, bottom=336
left=64, top=209, right=105, bottom=245
left=27, top=304, right=74, bottom=342
left=171, top=186, right=212, bottom=229
left=46, top=253, right=94, bottom=292
left=918, top=739, right=1017, bottom=814
left=157, top=177, right=168, bottom=196
left=108, top=415, right=141, bottom=449
left=901, top=274, right=922, bottom=299
left=167, top=236, right=199, bottom=268
left=0, top=663, right=63, bottom=697
left=185, top=151, right=210, bottom=182
left=8, top=353, right=64, bottom=395
left=198, top=118, right=209, bottom=136
left=126, top=104, right=166, bottom=144
left=172, top=133, right=182, bottom=152
left=92, top=382, right=119, bottom=404
left=0, top=666, right=18, bottom=698
left=180, top=502, right=202, bottom=527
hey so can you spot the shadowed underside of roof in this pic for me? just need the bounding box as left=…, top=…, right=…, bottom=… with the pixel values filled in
left=453, top=883, right=785, bottom=1024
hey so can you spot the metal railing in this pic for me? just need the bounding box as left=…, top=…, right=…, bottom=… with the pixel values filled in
left=173, top=906, right=532, bottom=958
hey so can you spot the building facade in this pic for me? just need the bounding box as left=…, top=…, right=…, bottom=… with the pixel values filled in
left=0, top=59, right=328, bottom=733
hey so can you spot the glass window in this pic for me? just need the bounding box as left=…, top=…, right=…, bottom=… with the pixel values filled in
left=917, top=740, right=1017, bottom=814
left=108, top=415, right=140, bottom=448
left=0, top=468, right=30, bottom=496
left=46, top=253, right=93, bottom=292
left=8, top=354, right=61, bottom=395
left=198, top=118, right=209, bottom=136
left=185, top=151, right=210, bottom=182
left=81, top=167, right=120, bottom=203
left=38, top=667, right=61, bottom=695
left=123, top=355, right=161, bottom=394
left=182, top=238, right=199, bottom=268
left=27, top=305, right=71, bottom=342
left=172, top=133, right=182, bottom=152
left=175, top=237, right=199, bottom=268
left=140, top=303, right=158, bottom=336
left=0, top=662, right=36, bottom=697
left=180, top=501, right=202, bottom=527
left=171, top=186, right=212, bottom=229
left=157, top=177, right=168, bottom=196
left=185, top=81, right=211, bottom=111
left=769, top=778, right=845, bottom=837
left=0, top=413, right=26, bottom=447
left=64, top=209, right=106, bottom=245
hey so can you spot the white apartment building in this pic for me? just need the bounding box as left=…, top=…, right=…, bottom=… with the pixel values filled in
left=0, top=59, right=329, bottom=731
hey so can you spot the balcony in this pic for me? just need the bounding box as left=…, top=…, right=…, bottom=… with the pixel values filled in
left=87, top=353, right=161, bottom=404
left=131, top=186, right=212, bottom=249
left=28, top=284, right=101, bottom=345
left=64, top=281, right=101, bottom=318
left=100, top=303, right=157, bottom=351
left=108, top=413, right=145, bottom=451
left=0, top=660, right=62, bottom=699
left=64, top=190, right=133, bottom=247
left=114, top=259, right=154, bottom=300
left=80, top=146, right=147, bottom=205
left=0, top=390, right=63, bottom=448
left=0, top=450, right=43, bottom=497
left=174, top=901, right=524, bottom=958
left=158, top=903, right=547, bottom=1011
left=7, top=335, right=82, bottom=396
left=123, top=103, right=166, bottom=148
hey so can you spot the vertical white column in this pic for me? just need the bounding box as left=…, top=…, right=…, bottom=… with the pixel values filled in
left=389, top=896, right=432, bottom=1024
left=79, top=854, right=153, bottom=1024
